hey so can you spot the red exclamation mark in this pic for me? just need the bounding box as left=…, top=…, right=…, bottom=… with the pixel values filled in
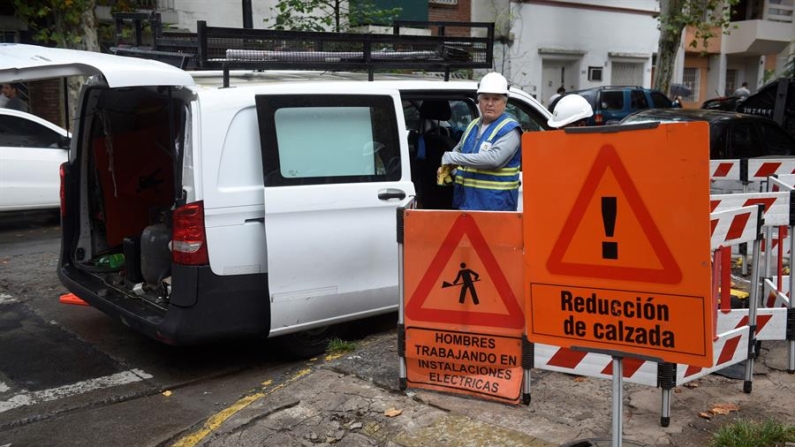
left=602, top=197, right=617, bottom=260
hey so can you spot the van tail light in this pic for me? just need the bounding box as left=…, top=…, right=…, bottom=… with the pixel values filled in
left=594, top=113, right=604, bottom=125
left=172, top=201, right=209, bottom=265
left=60, top=163, right=67, bottom=217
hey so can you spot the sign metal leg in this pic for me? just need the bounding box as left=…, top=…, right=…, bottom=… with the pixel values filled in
left=612, top=356, right=623, bottom=447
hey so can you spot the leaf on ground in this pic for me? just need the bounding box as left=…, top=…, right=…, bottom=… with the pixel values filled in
left=684, top=382, right=699, bottom=389
left=384, top=408, right=403, bottom=418
left=698, top=412, right=713, bottom=420
left=162, top=390, right=172, bottom=397
left=573, top=376, right=588, bottom=382
left=710, top=403, right=740, bottom=415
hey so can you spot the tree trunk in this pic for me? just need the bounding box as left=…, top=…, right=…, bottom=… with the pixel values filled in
left=64, top=0, right=99, bottom=132
left=653, top=0, right=685, bottom=97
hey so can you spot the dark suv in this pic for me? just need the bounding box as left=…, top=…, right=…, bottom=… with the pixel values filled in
left=621, top=108, right=794, bottom=159
left=551, top=86, right=677, bottom=125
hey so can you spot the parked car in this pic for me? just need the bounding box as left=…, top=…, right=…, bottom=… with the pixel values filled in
left=736, top=78, right=795, bottom=139
left=701, top=96, right=743, bottom=111
left=621, top=108, right=794, bottom=159
left=0, top=107, right=70, bottom=213
left=0, top=35, right=551, bottom=353
left=550, top=86, right=677, bottom=125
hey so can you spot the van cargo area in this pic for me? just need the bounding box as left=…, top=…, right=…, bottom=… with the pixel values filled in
left=67, top=86, right=189, bottom=310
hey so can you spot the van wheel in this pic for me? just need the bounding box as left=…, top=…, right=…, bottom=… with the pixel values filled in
left=276, top=326, right=337, bottom=359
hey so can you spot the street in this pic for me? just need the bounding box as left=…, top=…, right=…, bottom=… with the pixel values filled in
left=0, top=212, right=393, bottom=447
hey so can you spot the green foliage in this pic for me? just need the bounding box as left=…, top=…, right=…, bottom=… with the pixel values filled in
left=327, top=338, right=358, bottom=355
left=265, top=0, right=401, bottom=33
left=784, top=55, right=795, bottom=78
left=659, top=0, right=739, bottom=49
left=709, top=418, right=795, bottom=447
left=13, top=0, right=137, bottom=49
left=654, top=0, right=740, bottom=95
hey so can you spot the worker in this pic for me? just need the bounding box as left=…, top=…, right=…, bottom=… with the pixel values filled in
left=1, top=84, right=28, bottom=113
left=546, top=94, right=593, bottom=129
left=438, top=72, right=522, bottom=211
left=548, top=86, right=566, bottom=108
left=734, top=81, right=751, bottom=98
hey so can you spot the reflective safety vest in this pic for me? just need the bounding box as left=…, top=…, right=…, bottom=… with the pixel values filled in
left=453, top=113, right=521, bottom=211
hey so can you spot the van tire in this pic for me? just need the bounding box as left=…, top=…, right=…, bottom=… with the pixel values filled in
left=276, top=326, right=337, bottom=359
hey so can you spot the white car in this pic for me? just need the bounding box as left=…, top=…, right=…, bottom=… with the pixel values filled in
left=0, top=107, right=69, bottom=212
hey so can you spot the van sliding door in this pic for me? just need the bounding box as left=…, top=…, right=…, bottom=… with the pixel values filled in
left=255, top=90, right=414, bottom=333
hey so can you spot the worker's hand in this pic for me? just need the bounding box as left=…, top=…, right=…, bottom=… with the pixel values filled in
left=437, top=165, right=454, bottom=186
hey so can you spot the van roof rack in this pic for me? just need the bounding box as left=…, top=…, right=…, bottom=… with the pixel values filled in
left=110, top=17, right=494, bottom=85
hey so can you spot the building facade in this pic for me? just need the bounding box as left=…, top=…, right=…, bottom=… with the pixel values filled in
left=474, top=0, right=660, bottom=106
left=676, top=0, right=795, bottom=107
left=2, top=0, right=793, bottom=120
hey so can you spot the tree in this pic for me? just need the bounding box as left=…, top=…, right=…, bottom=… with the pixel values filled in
left=13, top=0, right=100, bottom=52
left=265, top=0, right=401, bottom=33
left=784, top=54, right=795, bottom=78
left=12, top=1, right=137, bottom=128
left=654, top=0, right=739, bottom=97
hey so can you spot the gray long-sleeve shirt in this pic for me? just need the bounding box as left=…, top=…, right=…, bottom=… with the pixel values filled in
left=441, top=122, right=521, bottom=170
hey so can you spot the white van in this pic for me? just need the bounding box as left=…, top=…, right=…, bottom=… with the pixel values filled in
left=0, top=34, right=550, bottom=354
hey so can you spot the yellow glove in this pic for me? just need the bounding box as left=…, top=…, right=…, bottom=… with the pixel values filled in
left=437, top=165, right=454, bottom=186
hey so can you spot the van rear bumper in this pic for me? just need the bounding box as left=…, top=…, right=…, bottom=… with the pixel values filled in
left=58, top=263, right=271, bottom=345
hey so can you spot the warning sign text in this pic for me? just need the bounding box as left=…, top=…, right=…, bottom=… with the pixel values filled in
left=406, top=328, right=522, bottom=402
left=530, top=284, right=708, bottom=358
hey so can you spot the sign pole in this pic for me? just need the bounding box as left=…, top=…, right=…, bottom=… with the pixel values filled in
left=789, top=217, right=795, bottom=374
left=397, top=204, right=410, bottom=390
left=611, top=356, right=623, bottom=447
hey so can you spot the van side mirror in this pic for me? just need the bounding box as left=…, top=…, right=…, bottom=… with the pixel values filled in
left=59, top=136, right=71, bottom=149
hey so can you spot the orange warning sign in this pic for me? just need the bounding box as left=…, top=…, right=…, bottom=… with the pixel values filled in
left=404, top=211, right=524, bottom=403
left=522, top=122, right=714, bottom=367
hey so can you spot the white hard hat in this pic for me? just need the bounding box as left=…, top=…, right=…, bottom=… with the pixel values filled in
left=477, top=72, right=510, bottom=95
left=547, top=94, right=594, bottom=128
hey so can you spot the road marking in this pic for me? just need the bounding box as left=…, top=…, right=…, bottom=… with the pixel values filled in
left=171, top=368, right=313, bottom=447
left=0, top=294, right=17, bottom=305
left=0, top=369, right=152, bottom=413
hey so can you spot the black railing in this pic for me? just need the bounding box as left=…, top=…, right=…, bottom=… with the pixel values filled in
left=110, top=14, right=494, bottom=82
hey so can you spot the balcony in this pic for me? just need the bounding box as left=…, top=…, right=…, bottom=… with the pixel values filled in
left=723, top=19, right=794, bottom=55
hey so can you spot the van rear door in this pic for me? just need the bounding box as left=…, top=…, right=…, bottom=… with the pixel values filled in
left=0, top=43, right=195, bottom=87
left=254, top=86, right=413, bottom=333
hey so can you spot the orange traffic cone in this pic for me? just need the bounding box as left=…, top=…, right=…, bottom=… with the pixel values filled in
left=59, top=293, right=89, bottom=306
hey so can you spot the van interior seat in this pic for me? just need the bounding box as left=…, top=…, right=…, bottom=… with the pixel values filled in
left=417, top=100, right=455, bottom=209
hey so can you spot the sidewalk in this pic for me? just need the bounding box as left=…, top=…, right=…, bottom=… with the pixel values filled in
left=181, top=331, right=795, bottom=447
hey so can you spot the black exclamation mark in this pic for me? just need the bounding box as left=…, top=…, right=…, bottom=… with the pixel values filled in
left=602, top=197, right=618, bottom=260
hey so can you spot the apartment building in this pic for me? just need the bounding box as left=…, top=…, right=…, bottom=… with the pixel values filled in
left=676, top=0, right=795, bottom=107
left=473, top=0, right=660, bottom=106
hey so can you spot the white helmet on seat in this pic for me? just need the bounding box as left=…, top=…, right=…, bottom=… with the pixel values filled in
left=477, top=72, right=510, bottom=95
left=547, top=94, right=594, bottom=128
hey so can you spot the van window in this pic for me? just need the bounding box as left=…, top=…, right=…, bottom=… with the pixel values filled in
left=256, top=95, right=401, bottom=186
left=506, top=98, right=547, bottom=131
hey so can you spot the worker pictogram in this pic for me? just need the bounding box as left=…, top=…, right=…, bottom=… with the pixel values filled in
left=402, top=210, right=525, bottom=404
left=442, top=263, right=481, bottom=305
left=404, top=213, right=524, bottom=329
left=546, top=145, right=683, bottom=285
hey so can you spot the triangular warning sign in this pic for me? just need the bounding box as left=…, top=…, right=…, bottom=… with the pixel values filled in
left=405, top=214, right=524, bottom=329
left=546, top=145, right=683, bottom=284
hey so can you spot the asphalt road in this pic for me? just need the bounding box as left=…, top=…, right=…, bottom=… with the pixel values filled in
left=0, top=211, right=395, bottom=447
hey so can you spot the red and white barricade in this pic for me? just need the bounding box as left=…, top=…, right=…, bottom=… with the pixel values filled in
left=531, top=203, right=770, bottom=427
